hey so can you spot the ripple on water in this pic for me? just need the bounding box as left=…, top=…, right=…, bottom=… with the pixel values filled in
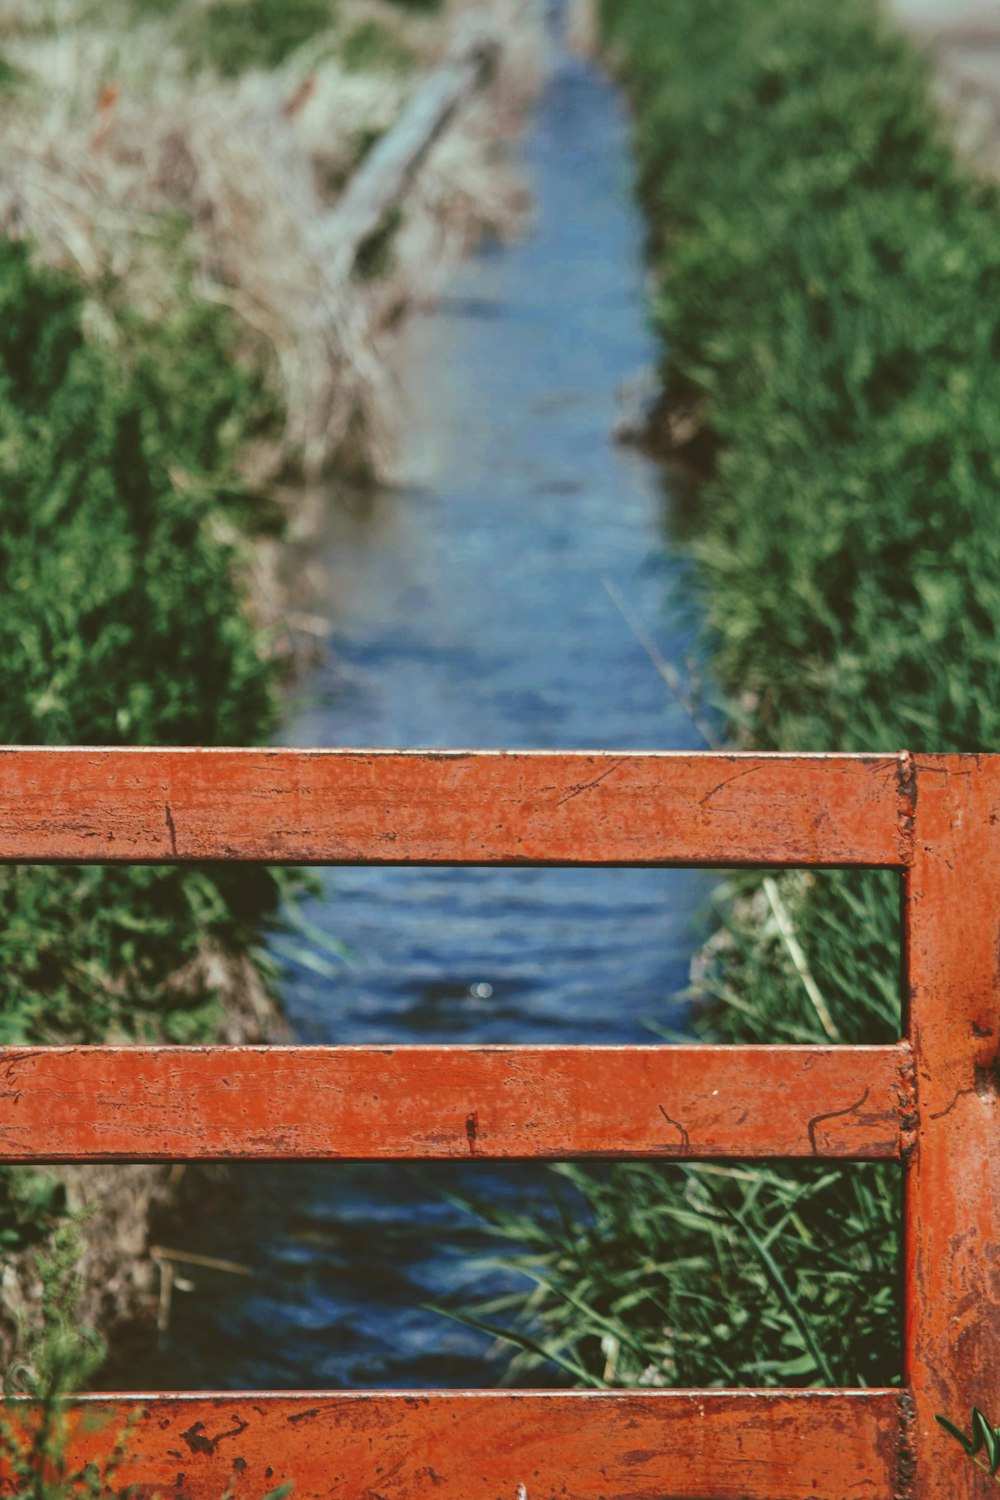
left=110, top=14, right=712, bottom=1394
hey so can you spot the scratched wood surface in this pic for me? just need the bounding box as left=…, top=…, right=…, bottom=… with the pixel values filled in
left=904, top=756, right=1000, bottom=1497
left=0, top=1044, right=910, bottom=1161
left=0, top=748, right=910, bottom=866
left=13, top=748, right=1000, bottom=1500
left=9, top=1390, right=904, bottom=1500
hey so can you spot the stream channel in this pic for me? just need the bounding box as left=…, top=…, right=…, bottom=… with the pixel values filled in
left=122, top=4, right=712, bottom=1393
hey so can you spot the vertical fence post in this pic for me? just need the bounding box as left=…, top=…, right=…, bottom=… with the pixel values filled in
left=905, top=755, right=1000, bottom=1496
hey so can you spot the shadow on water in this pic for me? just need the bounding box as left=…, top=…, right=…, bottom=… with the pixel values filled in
left=106, top=4, right=713, bottom=1393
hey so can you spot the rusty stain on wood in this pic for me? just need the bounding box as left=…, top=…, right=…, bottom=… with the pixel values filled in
left=3, top=1390, right=905, bottom=1500
left=0, top=1043, right=910, bottom=1161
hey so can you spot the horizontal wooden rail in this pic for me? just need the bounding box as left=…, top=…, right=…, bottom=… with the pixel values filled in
left=12, top=1389, right=906, bottom=1500
left=10, top=747, right=988, bottom=1496
left=0, top=1044, right=912, bottom=1161
left=0, top=747, right=912, bottom=866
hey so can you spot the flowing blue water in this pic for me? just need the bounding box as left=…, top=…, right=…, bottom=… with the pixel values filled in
left=117, top=7, right=711, bottom=1393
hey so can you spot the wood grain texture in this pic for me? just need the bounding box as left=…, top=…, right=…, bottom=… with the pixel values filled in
left=7, top=1390, right=905, bottom=1500
left=0, top=1043, right=911, bottom=1161
left=15, top=746, right=996, bottom=1500
left=904, top=755, right=1000, bottom=1497
left=0, top=748, right=910, bottom=866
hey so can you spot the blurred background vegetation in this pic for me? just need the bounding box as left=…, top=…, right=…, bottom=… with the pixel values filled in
left=0, top=0, right=993, bottom=1405
left=0, top=205, right=286, bottom=1253
left=0, top=0, right=520, bottom=1282
left=459, top=0, right=1000, bottom=1392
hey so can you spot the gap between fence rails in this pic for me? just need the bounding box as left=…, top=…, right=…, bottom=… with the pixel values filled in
left=0, top=747, right=993, bottom=1500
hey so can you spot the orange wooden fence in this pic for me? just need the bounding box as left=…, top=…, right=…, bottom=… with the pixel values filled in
left=0, top=747, right=996, bottom=1499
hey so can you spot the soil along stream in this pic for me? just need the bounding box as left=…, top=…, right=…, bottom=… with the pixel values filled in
left=114, top=6, right=709, bottom=1392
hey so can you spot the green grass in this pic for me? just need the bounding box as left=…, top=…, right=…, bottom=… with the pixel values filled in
left=353, top=204, right=404, bottom=280
left=0, top=238, right=285, bottom=1044
left=455, top=871, right=903, bottom=1389
left=129, top=0, right=431, bottom=77
left=0, top=236, right=289, bottom=1249
left=456, top=0, right=1000, bottom=1390
left=129, top=0, right=336, bottom=76
left=340, top=19, right=414, bottom=74
left=196, top=0, right=333, bottom=75
left=0, top=1219, right=294, bottom=1500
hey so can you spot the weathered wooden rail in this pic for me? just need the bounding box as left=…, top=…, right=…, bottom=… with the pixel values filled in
left=0, top=748, right=996, bottom=1499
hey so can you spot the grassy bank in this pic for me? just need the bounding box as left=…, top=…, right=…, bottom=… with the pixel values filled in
left=0, top=0, right=534, bottom=1351
left=0, top=0, right=529, bottom=487
left=468, top=0, right=1000, bottom=1389
left=0, top=234, right=286, bottom=1256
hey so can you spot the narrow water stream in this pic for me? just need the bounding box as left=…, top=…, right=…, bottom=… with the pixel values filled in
left=121, top=8, right=711, bottom=1393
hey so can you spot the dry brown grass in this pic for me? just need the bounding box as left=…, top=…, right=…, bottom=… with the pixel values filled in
left=0, top=0, right=540, bottom=483
left=0, top=2, right=541, bottom=1348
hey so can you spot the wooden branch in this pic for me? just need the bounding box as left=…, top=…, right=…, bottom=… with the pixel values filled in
left=322, top=27, right=499, bottom=282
